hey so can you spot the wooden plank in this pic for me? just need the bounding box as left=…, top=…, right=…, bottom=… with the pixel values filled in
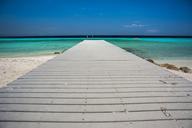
left=0, top=40, right=192, bottom=128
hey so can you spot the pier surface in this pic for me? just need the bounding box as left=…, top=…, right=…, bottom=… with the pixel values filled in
left=0, top=40, right=192, bottom=128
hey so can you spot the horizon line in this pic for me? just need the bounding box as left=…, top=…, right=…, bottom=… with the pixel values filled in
left=1, top=35, right=192, bottom=38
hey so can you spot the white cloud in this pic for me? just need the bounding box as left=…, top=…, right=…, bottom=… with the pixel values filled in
left=124, top=23, right=147, bottom=28
left=147, top=29, right=159, bottom=33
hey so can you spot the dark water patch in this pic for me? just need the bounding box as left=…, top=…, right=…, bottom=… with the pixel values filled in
left=122, top=47, right=148, bottom=59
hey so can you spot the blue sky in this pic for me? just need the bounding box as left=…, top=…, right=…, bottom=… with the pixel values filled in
left=0, top=0, right=192, bottom=36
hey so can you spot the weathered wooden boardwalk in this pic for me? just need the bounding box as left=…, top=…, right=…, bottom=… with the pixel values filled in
left=0, top=40, right=192, bottom=128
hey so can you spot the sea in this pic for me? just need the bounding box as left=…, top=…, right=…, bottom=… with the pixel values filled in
left=0, top=38, right=192, bottom=63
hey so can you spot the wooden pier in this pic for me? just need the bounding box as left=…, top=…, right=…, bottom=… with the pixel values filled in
left=0, top=40, right=192, bottom=128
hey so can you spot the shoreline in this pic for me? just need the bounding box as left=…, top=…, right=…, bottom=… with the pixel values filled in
left=146, top=59, right=192, bottom=81
left=155, top=59, right=192, bottom=69
left=0, top=55, right=192, bottom=88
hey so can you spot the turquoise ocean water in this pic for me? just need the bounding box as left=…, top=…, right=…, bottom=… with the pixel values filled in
left=0, top=38, right=192, bottom=61
left=0, top=38, right=83, bottom=57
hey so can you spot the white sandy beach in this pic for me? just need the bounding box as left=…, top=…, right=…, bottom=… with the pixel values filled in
left=156, top=59, right=192, bottom=69
left=0, top=55, right=192, bottom=88
left=165, top=68, right=192, bottom=82
left=155, top=59, right=192, bottom=81
left=0, top=55, right=56, bottom=88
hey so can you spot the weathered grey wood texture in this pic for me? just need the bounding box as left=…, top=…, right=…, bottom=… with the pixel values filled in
left=0, top=40, right=192, bottom=128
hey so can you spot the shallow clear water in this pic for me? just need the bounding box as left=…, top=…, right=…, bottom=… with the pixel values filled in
left=0, top=38, right=83, bottom=57
left=105, top=38, right=192, bottom=60
left=0, top=38, right=192, bottom=61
